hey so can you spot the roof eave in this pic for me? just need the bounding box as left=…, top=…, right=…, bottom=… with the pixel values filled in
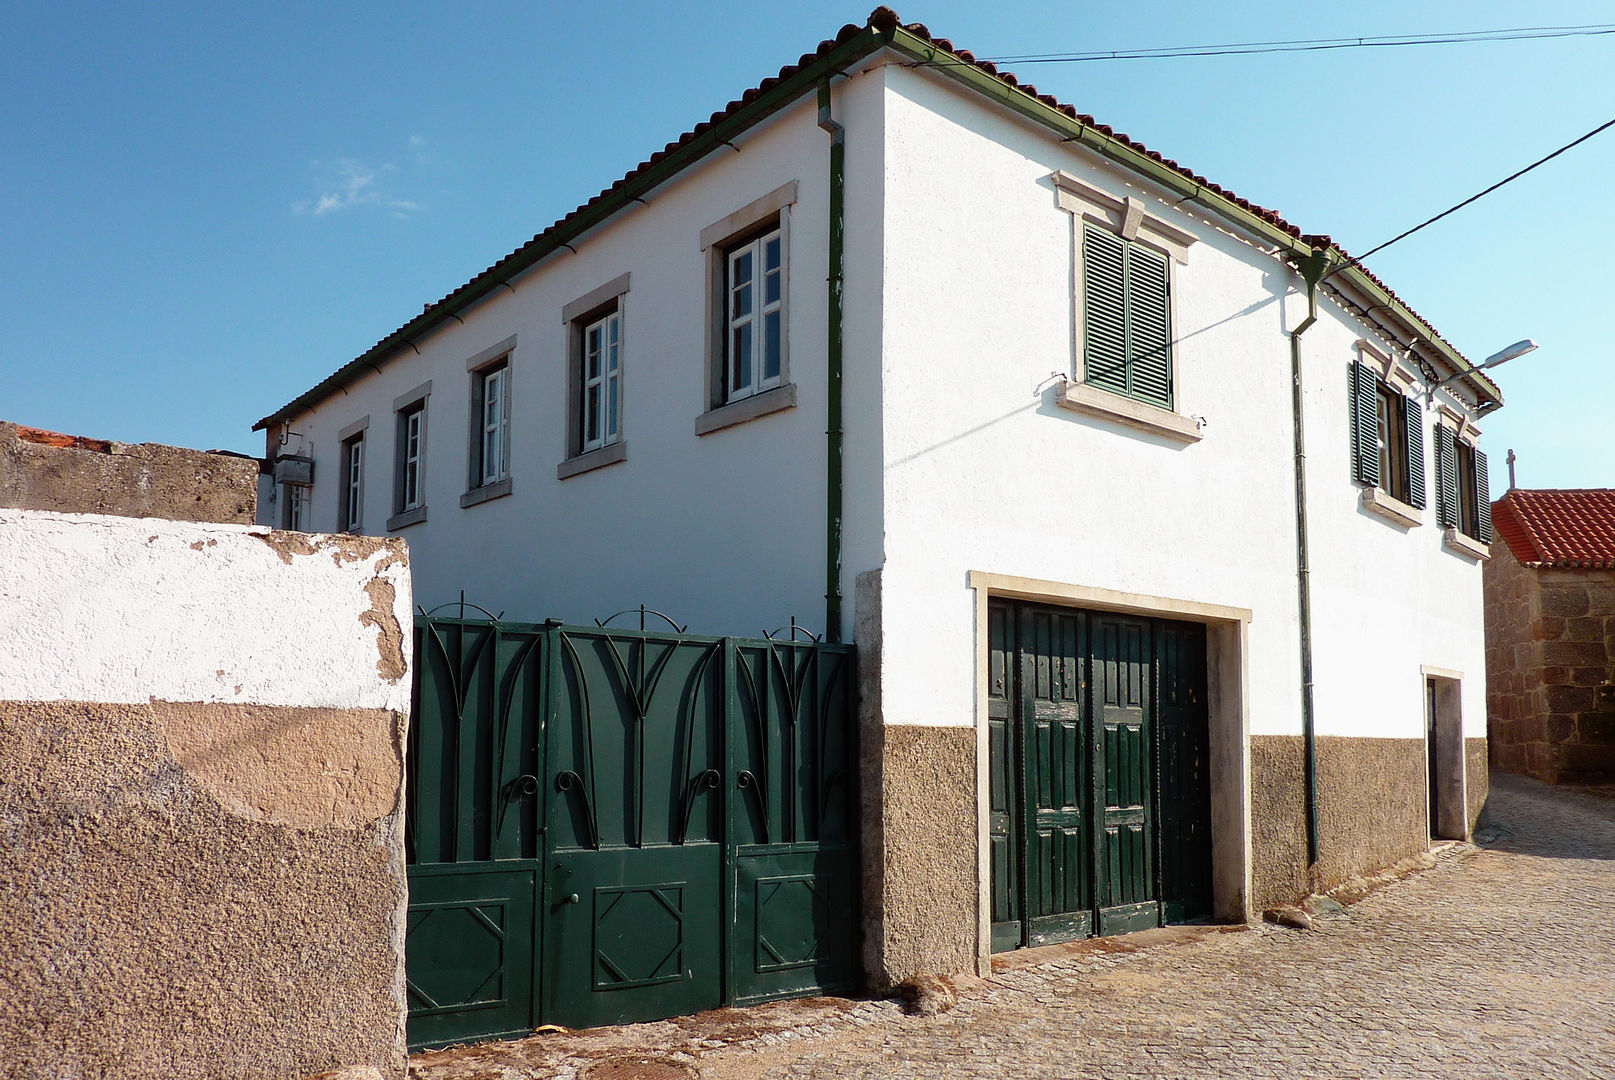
left=254, top=24, right=890, bottom=431
left=883, top=27, right=1503, bottom=412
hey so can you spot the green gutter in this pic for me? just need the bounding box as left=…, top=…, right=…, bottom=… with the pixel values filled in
left=256, top=26, right=890, bottom=431
left=881, top=27, right=1502, bottom=411
left=818, top=79, right=847, bottom=643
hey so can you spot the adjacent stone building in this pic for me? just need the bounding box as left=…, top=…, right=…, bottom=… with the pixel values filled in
left=1485, top=489, right=1615, bottom=783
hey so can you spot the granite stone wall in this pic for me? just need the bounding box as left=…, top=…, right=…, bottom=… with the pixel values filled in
left=1485, top=541, right=1615, bottom=783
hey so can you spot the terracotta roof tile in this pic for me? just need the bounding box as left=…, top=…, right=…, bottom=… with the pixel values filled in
left=1492, top=490, right=1615, bottom=569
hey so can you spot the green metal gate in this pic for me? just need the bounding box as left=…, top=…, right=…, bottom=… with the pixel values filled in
left=988, top=601, right=1211, bottom=953
left=404, top=611, right=858, bottom=1049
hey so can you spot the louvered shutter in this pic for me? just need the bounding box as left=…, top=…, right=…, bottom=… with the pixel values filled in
left=1351, top=361, right=1380, bottom=486
left=1405, top=395, right=1425, bottom=509
left=1435, top=426, right=1458, bottom=528
left=1475, top=449, right=1493, bottom=542
left=1125, top=243, right=1173, bottom=408
left=1083, top=226, right=1128, bottom=396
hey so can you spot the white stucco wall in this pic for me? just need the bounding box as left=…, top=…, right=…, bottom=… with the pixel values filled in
left=265, top=69, right=889, bottom=642
left=0, top=509, right=413, bottom=713
left=874, top=61, right=1489, bottom=741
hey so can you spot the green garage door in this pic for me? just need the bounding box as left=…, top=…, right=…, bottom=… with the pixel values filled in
left=989, top=601, right=1212, bottom=953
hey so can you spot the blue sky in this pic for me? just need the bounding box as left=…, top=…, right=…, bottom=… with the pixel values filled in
left=2, top=1, right=1610, bottom=495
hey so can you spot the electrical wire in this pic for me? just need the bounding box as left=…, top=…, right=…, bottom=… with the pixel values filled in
left=1326, top=113, right=1615, bottom=277
left=969, top=23, right=1615, bottom=65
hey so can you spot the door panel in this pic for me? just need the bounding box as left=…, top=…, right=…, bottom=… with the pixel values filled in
left=1091, top=615, right=1159, bottom=937
left=1020, top=606, right=1092, bottom=946
left=544, top=845, right=722, bottom=1028
left=987, top=601, right=1021, bottom=952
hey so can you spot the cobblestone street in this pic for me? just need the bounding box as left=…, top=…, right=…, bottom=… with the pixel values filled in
left=411, top=774, right=1615, bottom=1080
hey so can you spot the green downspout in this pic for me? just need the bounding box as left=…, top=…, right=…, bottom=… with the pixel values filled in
left=1291, top=250, right=1329, bottom=879
left=819, top=79, right=845, bottom=643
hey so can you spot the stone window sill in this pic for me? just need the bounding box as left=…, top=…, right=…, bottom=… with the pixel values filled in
left=460, top=477, right=513, bottom=508
left=1360, top=487, right=1423, bottom=529
left=695, top=383, right=797, bottom=436
left=386, top=506, right=427, bottom=532
left=1443, top=527, right=1491, bottom=561
left=557, top=441, right=626, bottom=480
left=1055, top=379, right=1202, bottom=444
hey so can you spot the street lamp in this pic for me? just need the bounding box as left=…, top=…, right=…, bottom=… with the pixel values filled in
left=1428, top=338, right=1537, bottom=395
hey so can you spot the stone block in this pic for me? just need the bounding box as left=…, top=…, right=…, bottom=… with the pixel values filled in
left=1570, top=666, right=1613, bottom=687
left=1565, top=617, right=1605, bottom=642
left=1544, top=714, right=1578, bottom=742
left=1542, top=666, right=1569, bottom=686
left=1578, top=713, right=1615, bottom=743
left=1533, top=616, right=1565, bottom=641
left=1539, top=588, right=1591, bottom=618
left=1542, top=686, right=1596, bottom=715
left=1542, top=640, right=1608, bottom=667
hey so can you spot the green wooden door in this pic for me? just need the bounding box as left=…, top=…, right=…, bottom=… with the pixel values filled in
left=987, top=602, right=1021, bottom=952
left=986, top=602, right=1210, bottom=951
left=1019, top=605, right=1093, bottom=946
left=1091, top=614, right=1158, bottom=936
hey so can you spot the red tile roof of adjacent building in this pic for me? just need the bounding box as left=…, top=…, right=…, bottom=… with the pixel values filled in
left=256, top=7, right=1501, bottom=430
left=1491, top=489, right=1615, bottom=570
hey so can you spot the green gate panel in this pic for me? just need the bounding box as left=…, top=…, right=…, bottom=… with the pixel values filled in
left=408, top=615, right=861, bottom=1046
left=728, top=639, right=858, bottom=1003
left=405, top=863, right=540, bottom=1050
left=543, top=845, right=723, bottom=1028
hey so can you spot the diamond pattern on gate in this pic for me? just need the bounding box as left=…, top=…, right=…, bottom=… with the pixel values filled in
left=755, top=875, right=829, bottom=972
left=405, top=901, right=508, bottom=1011
left=593, top=884, right=685, bottom=991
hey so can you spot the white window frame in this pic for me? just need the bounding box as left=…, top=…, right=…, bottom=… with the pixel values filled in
left=479, top=363, right=510, bottom=486
left=398, top=408, right=423, bottom=512
left=580, top=310, right=621, bottom=453
left=342, top=433, right=365, bottom=531
left=724, top=228, right=784, bottom=403
left=282, top=484, right=307, bottom=531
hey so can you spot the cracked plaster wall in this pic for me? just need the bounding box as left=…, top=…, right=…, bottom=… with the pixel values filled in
left=0, top=508, right=412, bottom=1080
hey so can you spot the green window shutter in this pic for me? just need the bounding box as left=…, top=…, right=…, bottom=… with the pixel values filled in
left=1435, top=426, right=1458, bottom=528
left=1475, top=449, right=1493, bottom=542
left=1083, top=226, right=1128, bottom=397
left=1125, top=243, right=1172, bottom=408
left=1351, top=361, right=1379, bottom=487
left=1404, top=395, right=1425, bottom=509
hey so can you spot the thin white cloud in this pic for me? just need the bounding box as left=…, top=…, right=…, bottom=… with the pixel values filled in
left=294, top=152, right=422, bottom=218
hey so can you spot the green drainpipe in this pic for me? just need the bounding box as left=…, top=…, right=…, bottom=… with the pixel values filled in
left=818, top=79, right=845, bottom=643
left=1291, top=249, right=1329, bottom=880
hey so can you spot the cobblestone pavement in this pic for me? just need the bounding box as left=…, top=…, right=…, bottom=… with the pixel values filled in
left=410, top=775, right=1615, bottom=1080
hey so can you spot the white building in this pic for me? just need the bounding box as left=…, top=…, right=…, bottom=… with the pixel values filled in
left=257, top=9, right=1501, bottom=987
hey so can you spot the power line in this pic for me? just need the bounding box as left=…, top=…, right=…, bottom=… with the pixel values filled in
left=1325, top=113, right=1615, bottom=278
left=965, top=23, right=1615, bottom=65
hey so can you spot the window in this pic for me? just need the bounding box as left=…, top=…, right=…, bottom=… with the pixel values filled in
left=474, top=362, right=510, bottom=487
left=1082, top=225, right=1173, bottom=409
left=560, top=274, right=630, bottom=479
left=341, top=432, right=365, bottom=532
left=581, top=311, right=621, bottom=452
left=282, top=484, right=307, bottom=531
left=1351, top=358, right=1425, bottom=512
left=1435, top=425, right=1493, bottom=544
left=697, top=181, right=797, bottom=435
left=724, top=228, right=783, bottom=402
left=398, top=406, right=425, bottom=510
left=388, top=382, right=430, bottom=530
